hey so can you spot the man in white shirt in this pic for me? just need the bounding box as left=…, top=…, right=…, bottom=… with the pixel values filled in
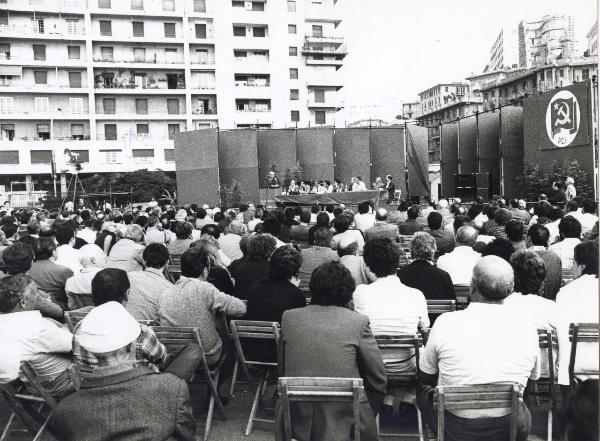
left=555, top=240, right=599, bottom=386
left=54, top=226, right=83, bottom=273
left=419, top=256, right=540, bottom=440
left=0, top=274, right=75, bottom=396
left=217, top=220, right=245, bottom=262
left=331, top=212, right=365, bottom=253
left=351, top=176, right=367, bottom=192
left=76, top=219, right=98, bottom=245
left=436, top=225, right=481, bottom=286
left=549, top=216, right=582, bottom=270
left=580, top=199, right=598, bottom=236
left=353, top=201, right=375, bottom=233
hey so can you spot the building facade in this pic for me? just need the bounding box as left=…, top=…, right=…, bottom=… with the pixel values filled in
left=0, top=0, right=346, bottom=195
left=519, top=14, right=574, bottom=68
left=486, top=26, right=520, bottom=72
left=587, top=21, right=598, bottom=57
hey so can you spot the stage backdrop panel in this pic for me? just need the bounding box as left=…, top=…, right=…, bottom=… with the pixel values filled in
left=218, top=129, right=259, bottom=202
left=370, top=128, right=406, bottom=199
left=296, top=128, right=334, bottom=182
left=500, top=105, right=525, bottom=198
left=440, top=122, right=458, bottom=198
left=458, top=115, right=477, bottom=166
left=257, top=129, right=297, bottom=187
left=333, top=128, right=371, bottom=186
left=174, top=129, right=220, bottom=206
left=407, top=125, right=430, bottom=197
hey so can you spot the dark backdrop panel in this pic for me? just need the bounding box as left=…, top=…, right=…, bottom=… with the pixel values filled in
left=370, top=128, right=406, bottom=198
left=407, top=125, right=430, bottom=197
left=460, top=160, right=478, bottom=174
left=479, top=158, right=500, bottom=197
left=440, top=122, right=458, bottom=198
left=479, top=111, right=499, bottom=158
left=458, top=116, right=477, bottom=161
left=174, top=129, right=220, bottom=206
left=218, top=130, right=259, bottom=202
left=502, top=155, right=524, bottom=199
left=334, top=128, right=371, bottom=185
left=501, top=106, right=524, bottom=155
left=257, top=129, right=297, bottom=187
left=296, top=128, right=334, bottom=182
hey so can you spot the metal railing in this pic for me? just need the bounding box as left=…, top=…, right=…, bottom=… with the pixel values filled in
left=0, top=23, right=86, bottom=37
left=93, top=56, right=185, bottom=64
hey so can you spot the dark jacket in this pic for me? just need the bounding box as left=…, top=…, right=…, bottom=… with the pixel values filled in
left=427, top=229, right=456, bottom=256
left=278, top=305, right=387, bottom=441
left=398, top=219, right=425, bottom=235
left=207, top=267, right=235, bottom=296
left=364, top=222, right=399, bottom=242
left=230, top=259, right=270, bottom=300
left=53, top=366, right=194, bottom=441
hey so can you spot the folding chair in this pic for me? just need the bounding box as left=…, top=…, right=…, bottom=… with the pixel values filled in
left=561, top=267, right=574, bottom=287
left=374, top=334, right=425, bottom=440
left=278, top=377, right=364, bottom=441
left=426, top=300, right=456, bottom=316
left=66, top=292, right=95, bottom=310
left=150, top=326, right=225, bottom=441
left=453, top=286, right=470, bottom=310
left=165, top=253, right=182, bottom=283
left=64, top=309, right=91, bottom=332
left=230, top=320, right=280, bottom=435
left=434, top=383, right=521, bottom=441
left=568, top=322, right=599, bottom=386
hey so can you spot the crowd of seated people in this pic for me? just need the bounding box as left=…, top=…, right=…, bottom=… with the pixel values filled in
left=0, top=193, right=597, bottom=440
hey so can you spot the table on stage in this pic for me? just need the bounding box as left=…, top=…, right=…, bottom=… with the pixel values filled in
left=262, top=190, right=383, bottom=207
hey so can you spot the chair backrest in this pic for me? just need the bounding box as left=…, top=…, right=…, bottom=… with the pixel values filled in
left=166, top=253, right=183, bottom=282
left=230, top=320, right=280, bottom=367
left=434, top=383, right=520, bottom=441
left=19, top=362, right=60, bottom=410
left=150, top=325, right=204, bottom=355
left=427, top=300, right=456, bottom=315
left=169, top=253, right=182, bottom=267
left=561, top=268, right=574, bottom=286
left=64, top=309, right=90, bottom=332
left=537, top=328, right=558, bottom=403
left=278, top=377, right=363, bottom=441
left=67, top=292, right=95, bottom=310
left=374, top=334, right=423, bottom=383
left=453, top=285, right=470, bottom=309
left=568, top=322, right=599, bottom=382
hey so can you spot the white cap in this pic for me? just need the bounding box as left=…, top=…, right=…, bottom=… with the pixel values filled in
left=78, top=244, right=106, bottom=265
left=202, top=204, right=209, bottom=210
left=77, top=302, right=141, bottom=354
left=175, top=209, right=187, bottom=222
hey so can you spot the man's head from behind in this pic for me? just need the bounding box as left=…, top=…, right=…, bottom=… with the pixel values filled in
left=470, top=255, right=514, bottom=303
left=505, top=220, right=525, bottom=243
left=455, top=225, right=478, bottom=247
left=314, top=227, right=333, bottom=247
left=407, top=205, right=420, bottom=220
left=427, top=212, right=443, bottom=231
left=528, top=224, right=550, bottom=248
left=143, top=243, right=169, bottom=270
left=559, top=216, right=582, bottom=240
left=363, top=237, right=399, bottom=278
left=55, top=226, right=75, bottom=246
left=3, top=242, right=34, bottom=275
left=357, top=201, right=370, bottom=215
left=410, top=232, right=437, bottom=261
left=0, top=274, right=37, bottom=313
left=35, top=238, right=56, bottom=261
left=91, top=268, right=130, bottom=306
left=375, top=208, right=388, bottom=222
left=493, top=208, right=511, bottom=226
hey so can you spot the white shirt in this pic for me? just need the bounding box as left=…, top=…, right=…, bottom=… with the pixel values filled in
left=76, top=228, right=97, bottom=245
left=473, top=213, right=488, bottom=229
left=545, top=220, right=560, bottom=245
left=420, top=303, right=540, bottom=417
left=331, top=229, right=365, bottom=253
left=248, top=218, right=262, bottom=232
left=580, top=213, right=598, bottom=235
left=436, top=246, right=481, bottom=286
left=218, top=234, right=243, bottom=261
left=555, top=274, right=599, bottom=385
left=352, top=181, right=367, bottom=191
left=354, top=213, right=375, bottom=233
left=54, top=244, right=83, bottom=273
left=549, top=238, right=581, bottom=271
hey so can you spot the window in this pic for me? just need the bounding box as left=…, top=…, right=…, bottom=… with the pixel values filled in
left=34, top=70, right=47, bottom=84
left=195, top=23, right=207, bottom=38
left=1, top=124, right=15, bottom=140
left=135, top=98, right=148, bottom=114
left=195, top=48, right=208, bottom=63
left=99, top=20, right=112, bottom=36
left=253, top=26, right=266, bottom=37
left=233, top=26, right=246, bottom=36
left=290, top=89, right=299, bottom=100
left=289, top=68, right=298, bottom=79
left=103, top=98, right=115, bottom=114
left=71, top=124, right=84, bottom=140
left=100, top=46, right=113, bottom=61
left=0, top=97, right=13, bottom=113
left=0, top=151, right=19, bottom=164
left=315, top=110, right=326, bottom=125
left=0, top=43, right=9, bottom=59
left=69, top=97, right=83, bottom=114
left=167, top=98, right=179, bottom=114
left=101, top=149, right=120, bottom=162
left=162, top=0, right=175, bottom=11
left=582, top=68, right=589, bottom=80
left=0, top=11, right=7, bottom=26
left=164, top=23, right=176, bottom=38
left=34, top=97, right=49, bottom=113
left=168, top=123, right=180, bottom=140
left=312, top=25, right=323, bottom=37
left=32, top=44, right=46, bottom=61
left=314, top=89, right=325, bottom=103
left=68, top=45, right=80, bottom=59
left=33, top=18, right=44, bottom=34
left=165, top=48, right=178, bottom=61
left=66, top=18, right=80, bottom=35
left=289, top=46, right=297, bottom=56
left=104, top=124, right=117, bottom=140
left=133, top=149, right=154, bottom=162
left=131, top=0, right=143, bottom=9
left=232, top=1, right=244, bottom=6
left=194, top=0, right=206, bottom=12
left=71, top=149, right=89, bottom=160
left=98, top=0, right=111, bottom=7
left=164, top=149, right=175, bottom=161
left=36, top=124, right=50, bottom=140
left=31, top=150, right=52, bottom=164
left=136, top=123, right=149, bottom=134
left=287, top=0, right=296, bottom=12
left=133, top=47, right=146, bottom=62
left=291, top=110, right=299, bottom=122
left=288, top=24, right=296, bottom=34
left=68, top=72, right=82, bottom=88
left=252, top=2, right=265, bottom=11
left=559, top=69, right=564, bottom=78
left=132, top=21, right=144, bottom=37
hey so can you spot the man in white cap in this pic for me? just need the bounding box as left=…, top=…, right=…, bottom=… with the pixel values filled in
left=53, top=301, right=195, bottom=441
left=565, top=177, right=576, bottom=201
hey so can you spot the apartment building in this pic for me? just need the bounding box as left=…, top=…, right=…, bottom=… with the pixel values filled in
left=0, top=0, right=346, bottom=195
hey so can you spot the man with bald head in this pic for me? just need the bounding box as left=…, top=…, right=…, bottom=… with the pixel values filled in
left=418, top=256, right=540, bottom=441
left=364, top=208, right=399, bottom=242
left=436, top=225, right=481, bottom=286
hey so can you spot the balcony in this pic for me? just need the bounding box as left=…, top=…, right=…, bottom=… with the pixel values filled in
left=305, top=73, right=343, bottom=90
left=0, top=110, right=89, bottom=120
left=0, top=81, right=88, bottom=94
left=304, top=5, right=342, bottom=26
left=95, top=111, right=186, bottom=120
left=0, top=23, right=86, bottom=40
left=301, top=43, right=347, bottom=56
left=0, top=0, right=84, bottom=14
left=307, top=98, right=342, bottom=109
left=304, top=34, right=345, bottom=45
left=93, top=55, right=185, bottom=68
left=0, top=54, right=86, bottom=68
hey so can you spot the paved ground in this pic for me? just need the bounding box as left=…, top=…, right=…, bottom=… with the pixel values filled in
left=0, top=379, right=556, bottom=441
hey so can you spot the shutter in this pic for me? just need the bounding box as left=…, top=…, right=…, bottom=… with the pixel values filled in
left=30, top=150, right=53, bottom=164
left=195, top=24, right=206, bottom=38
left=132, top=21, right=144, bottom=37
left=71, top=123, right=84, bottom=136
left=100, top=21, right=112, bottom=36
left=0, top=97, right=13, bottom=113
left=135, top=99, right=148, bottom=114
left=134, top=47, right=145, bottom=62
left=0, top=151, right=19, bottom=164
left=68, top=46, right=80, bottom=59
left=34, top=71, right=47, bottom=84
left=68, top=72, right=81, bottom=88
left=104, top=124, right=117, bottom=140
left=69, top=98, right=83, bottom=114
left=131, top=0, right=143, bottom=10
left=132, top=149, right=154, bottom=157
left=33, top=45, right=46, bottom=60
left=136, top=123, right=149, bottom=134
left=100, top=46, right=113, bottom=61
left=71, top=150, right=89, bottom=162
left=34, top=97, right=49, bottom=113
left=167, top=99, right=179, bottom=114
left=164, top=23, right=175, bottom=38
left=193, top=0, right=206, bottom=12
left=103, top=98, right=115, bottom=114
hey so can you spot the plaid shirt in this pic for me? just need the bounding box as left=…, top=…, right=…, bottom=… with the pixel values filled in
left=73, top=321, right=167, bottom=369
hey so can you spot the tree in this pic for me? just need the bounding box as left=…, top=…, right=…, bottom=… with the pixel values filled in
left=79, top=170, right=176, bottom=202
left=515, top=162, right=549, bottom=200
left=550, top=159, right=593, bottom=198
left=516, top=159, right=593, bottom=200
left=283, top=161, right=304, bottom=187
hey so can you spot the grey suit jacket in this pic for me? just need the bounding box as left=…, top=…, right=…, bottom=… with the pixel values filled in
left=364, top=222, right=399, bottom=242
left=279, top=305, right=387, bottom=441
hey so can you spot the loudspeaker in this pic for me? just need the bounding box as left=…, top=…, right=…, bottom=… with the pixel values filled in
left=454, top=173, right=492, bottom=201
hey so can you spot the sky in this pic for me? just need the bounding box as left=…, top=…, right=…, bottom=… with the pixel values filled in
left=334, top=0, right=597, bottom=124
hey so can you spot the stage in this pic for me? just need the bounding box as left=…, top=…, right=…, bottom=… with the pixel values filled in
left=264, top=189, right=384, bottom=207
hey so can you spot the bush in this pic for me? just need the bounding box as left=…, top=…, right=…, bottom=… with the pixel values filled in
left=516, top=159, right=592, bottom=200
left=220, top=180, right=244, bottom=209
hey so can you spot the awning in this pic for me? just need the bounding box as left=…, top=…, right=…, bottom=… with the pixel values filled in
left=0, top=66, right=22, bottom=76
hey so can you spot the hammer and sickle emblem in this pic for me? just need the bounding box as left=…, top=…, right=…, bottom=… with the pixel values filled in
left=554, top=101, right=571, bottom=126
